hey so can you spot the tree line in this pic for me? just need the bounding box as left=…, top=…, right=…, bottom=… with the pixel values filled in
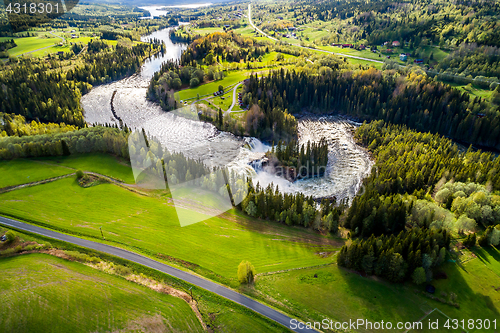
left=239, top=181, right=345, bottom=233
left=0, top=126, right=129, bottom=160
left=0, top=112, right=77, bottom=137
left=338, top=228, right=451, bottom=283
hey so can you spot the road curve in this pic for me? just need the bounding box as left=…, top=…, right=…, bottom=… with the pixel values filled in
left=0, top=215, right=319, bottom=333
left=248, top=5, right=278, bottom=42
left=225, top=81, right=244, bottom=114
left=247, top=4, right=383, bottom=65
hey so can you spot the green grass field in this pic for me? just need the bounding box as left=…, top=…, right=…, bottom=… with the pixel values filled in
left=7, top=36, right=61, bottom=57
left=0, top=156, right=339, bottom=286
left=0, top=253, right=203, bottom=333
left=192, top=27, right=224, bottom=35
left=0, top=159, right=73, bottom=188
left=35, top=153, right=135, bottom=183
left=178, top=70, right=252, bottom=100
left=255, top=255, right=500, bottom=332
left=447, top=82, right=494, bottom=100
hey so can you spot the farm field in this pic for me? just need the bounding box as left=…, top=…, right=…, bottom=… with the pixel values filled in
left=178, top=70, right=253, bottom=100
left=0, top=253, right=203, bottom=333
left=0, top=159, right=73, bottom=188
left=0, top=156, right=340, bottom=287
left=255, top=255, right=500, bottom=332
left=192, top=27, right=224, bottom=35
left=7, top=36, right=61, bottom=57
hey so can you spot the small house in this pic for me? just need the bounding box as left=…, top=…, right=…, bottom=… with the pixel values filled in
left=399, top=53, right=407, bottom=61
left=359, top=44, right=366, bottom=50
left=414, top=59, right=424, bottom=64
left=392, top=41, right=400, bottom=47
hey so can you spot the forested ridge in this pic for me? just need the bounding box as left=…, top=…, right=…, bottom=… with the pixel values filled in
left=296, top=0, right=500, bottom=48
left=180, top=32, right=268, bottom=66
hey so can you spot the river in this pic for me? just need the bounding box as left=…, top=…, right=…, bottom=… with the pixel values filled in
left=81, top=26, right=373, bottom=203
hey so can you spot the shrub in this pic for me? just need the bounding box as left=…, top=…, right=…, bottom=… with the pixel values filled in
left=0, top=248, right=15, bottom=256
left=114, top=265, right=132, bottom=276
left=64, top=250, right=91, bottom=262
left=412, top=267, right=426, bottom=285
left=190, top=77, right=200, bottom=88
left=76, top=170, right=84, bottom=179
left=5, top=230, right=16, bottom=243
left=237, top=260, right=256, bottom=284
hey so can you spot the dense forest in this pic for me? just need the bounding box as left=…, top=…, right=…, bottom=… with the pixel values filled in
left=243, top=68, right=500, bottom=149
left=0, top=126, right=129, bottom=159
left=0, top=42, right=160, bottom=127
left=0, top=113, right=77, bottom=137
left=180, top=32, right=268, bottom=66
left=338, top=228, right=451, bottom=284
left=294, top=0, right=500, bottom=48
left=345, top=120, right=500, bottom=237
left=267, top=138, right=329, bottom=180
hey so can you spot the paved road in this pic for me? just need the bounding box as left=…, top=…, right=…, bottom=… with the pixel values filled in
left=248, top=5, right=278, bottom=42
left=0, top=215, right=319, bottom=333
left=247, top=4, right=383, bottom=65
left=225, top=81, right=244, bottom=114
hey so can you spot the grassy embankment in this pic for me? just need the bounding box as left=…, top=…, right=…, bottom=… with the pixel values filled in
left=0, top=253, right=204, bottom=333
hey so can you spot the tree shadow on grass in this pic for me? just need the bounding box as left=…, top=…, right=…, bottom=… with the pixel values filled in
left=337, top=260, right=500, bottom=331
left=474, top=246, right=492, bottom=264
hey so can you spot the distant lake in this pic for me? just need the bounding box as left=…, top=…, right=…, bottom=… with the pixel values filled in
left=139, top=3, right=212, bottom=19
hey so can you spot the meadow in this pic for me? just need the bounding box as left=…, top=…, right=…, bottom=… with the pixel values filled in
left=36, top=153, right=136, bottom=183
left=254, top=252, right=500, bottom=332
left=178, top=70, right=254, bottom=100
left=0, top=159, right=73, bottom=188
left=0, top=155, right=340, bottom=287
left=0, top=253, right=203, bottom=333
left=7, top=36, right=60, bottom=57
